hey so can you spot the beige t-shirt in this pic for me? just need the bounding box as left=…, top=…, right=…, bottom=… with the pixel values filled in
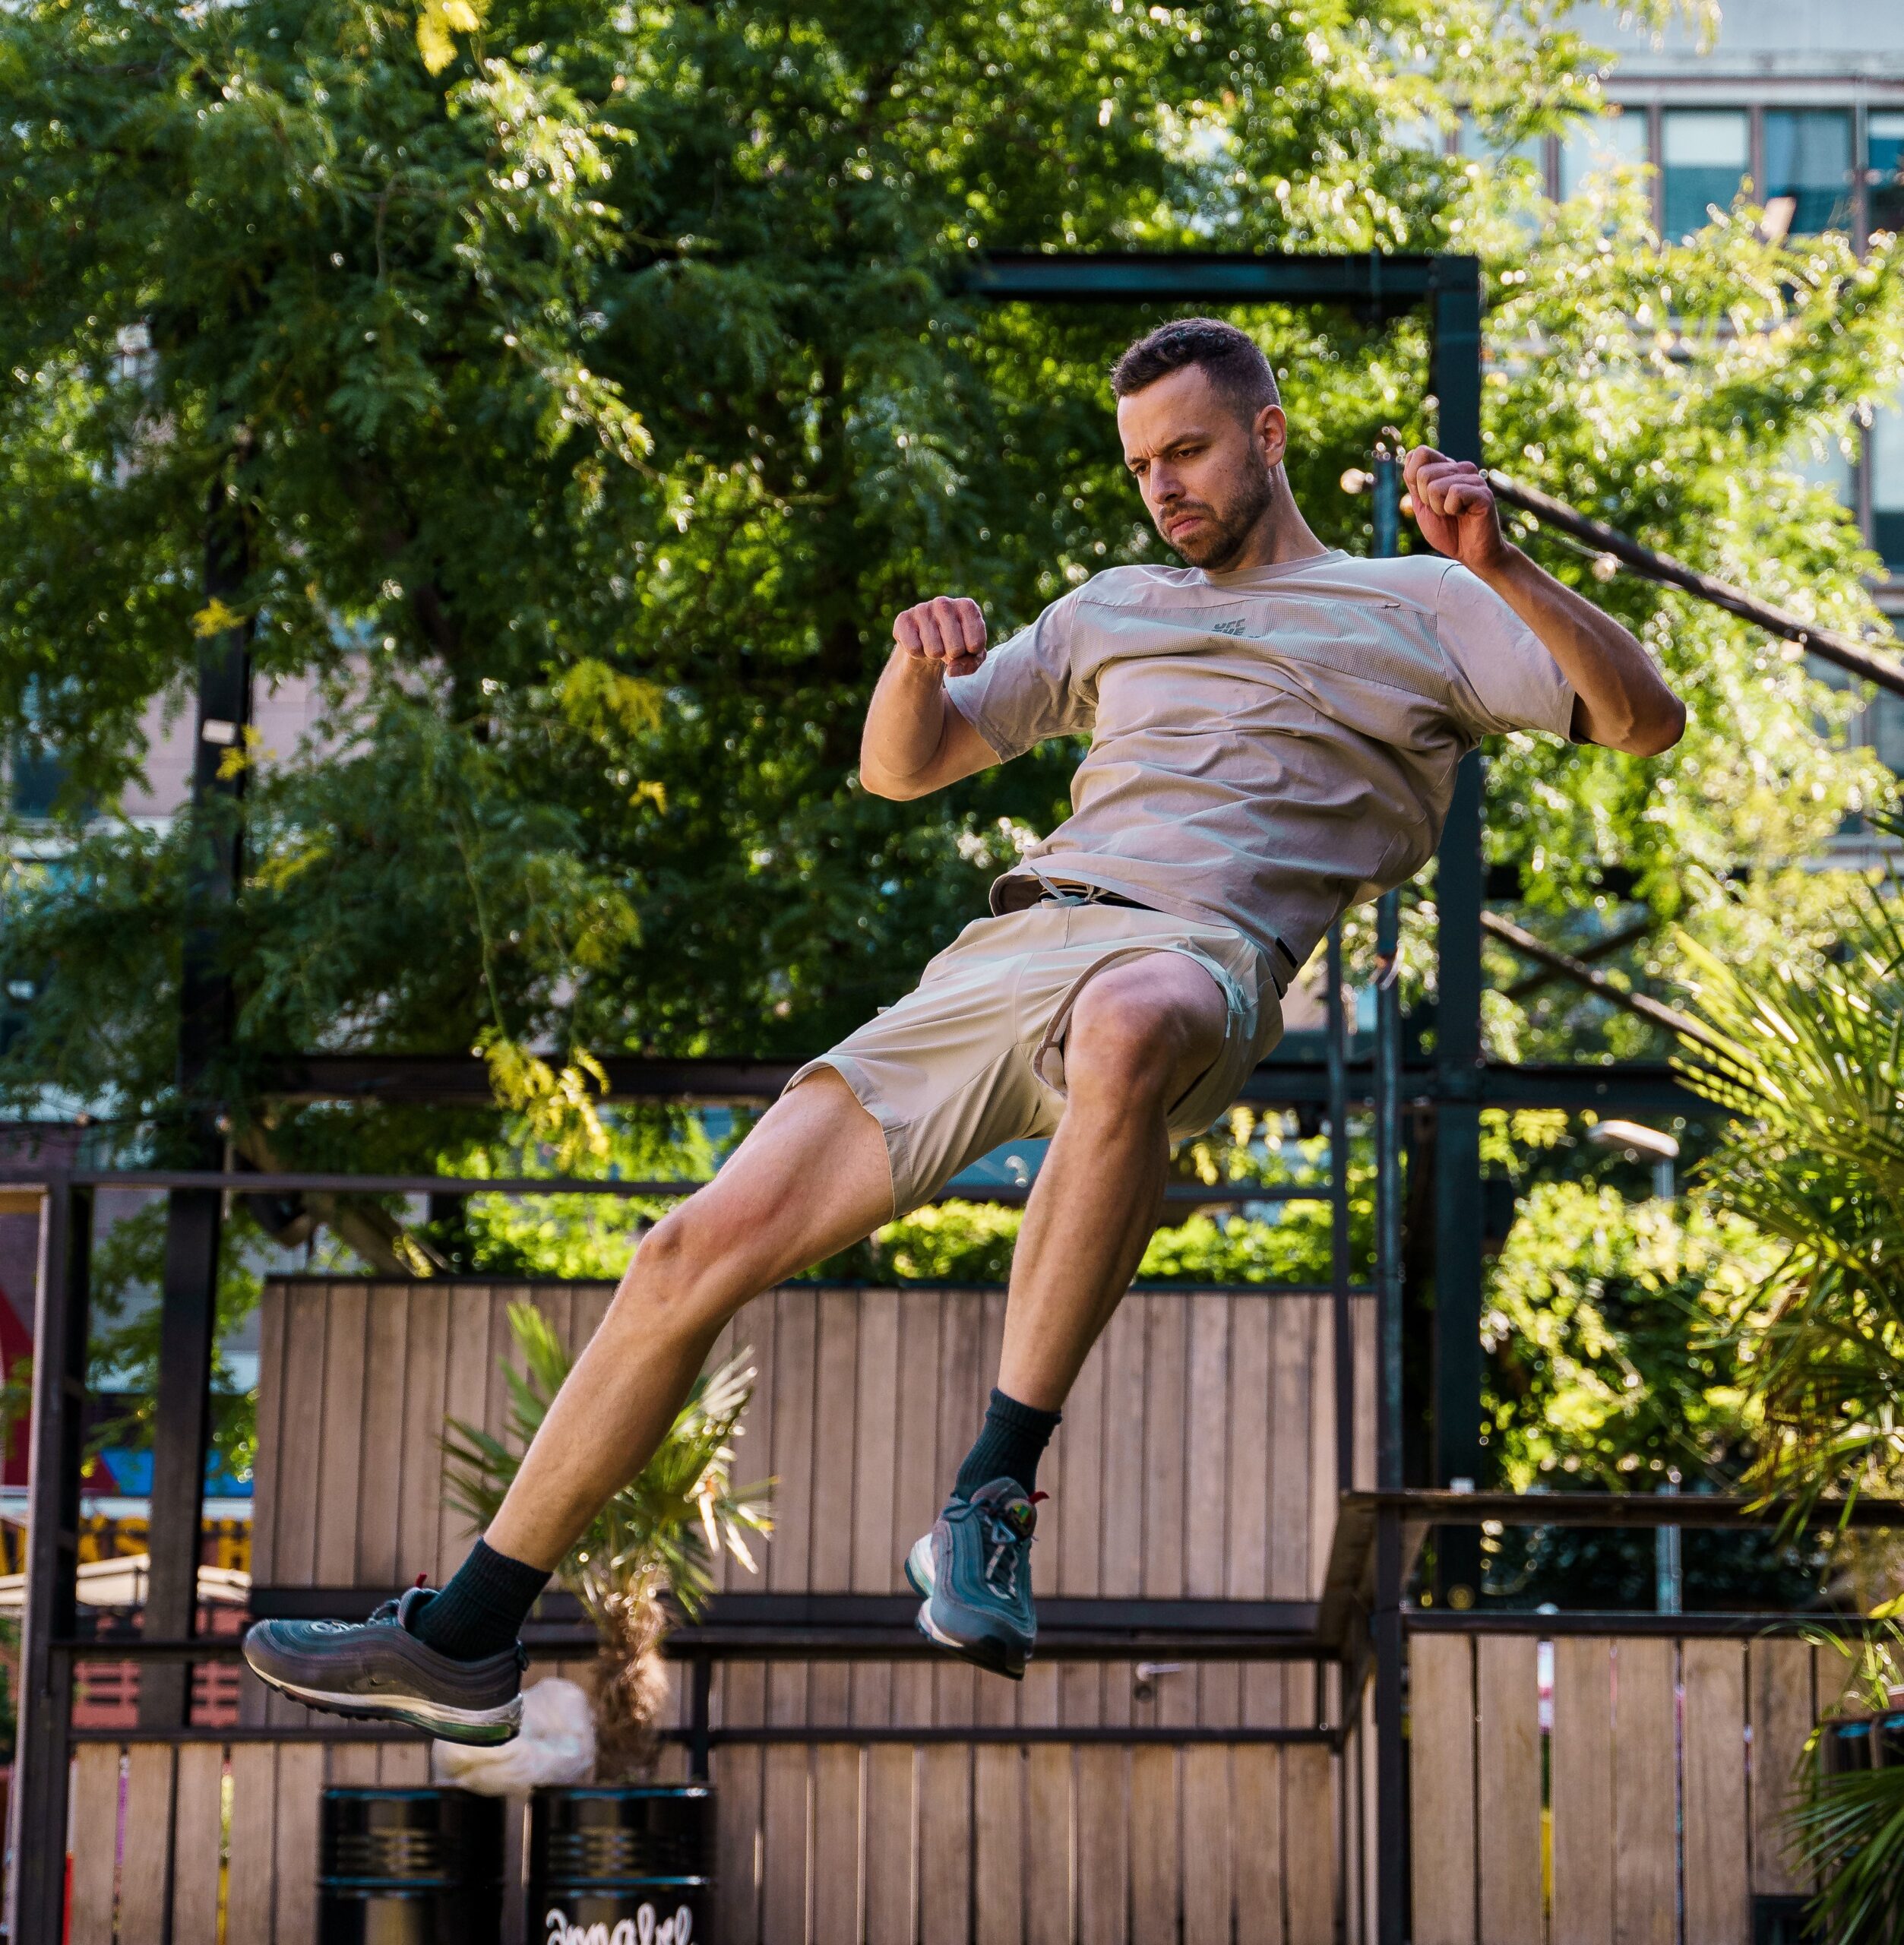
left=945, top=549, right=1577, bottom=969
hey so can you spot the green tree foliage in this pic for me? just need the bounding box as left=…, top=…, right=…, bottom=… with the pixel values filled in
left=3, top=0, right=1896, bottom=1152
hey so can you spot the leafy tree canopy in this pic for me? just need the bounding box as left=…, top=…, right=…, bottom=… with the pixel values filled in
left=5, top=0, right=1898, bottom=1157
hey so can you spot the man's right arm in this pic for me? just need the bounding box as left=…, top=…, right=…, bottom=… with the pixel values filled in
left=860, top=596, right=1005, bottom=801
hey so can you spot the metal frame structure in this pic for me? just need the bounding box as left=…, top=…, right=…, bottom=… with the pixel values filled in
left=8, top=248, right=1896, bottom=1942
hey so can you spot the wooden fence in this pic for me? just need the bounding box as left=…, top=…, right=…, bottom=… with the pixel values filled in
left=251, top=1276, right=1376, bottom=1612
left=1407, top=1627, right=1836, bottom=1945
left=66, top=1681, right=1341, bottom=1943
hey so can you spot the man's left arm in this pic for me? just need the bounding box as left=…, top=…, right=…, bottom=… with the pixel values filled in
left=1403, top=447, right=1686, bottom=757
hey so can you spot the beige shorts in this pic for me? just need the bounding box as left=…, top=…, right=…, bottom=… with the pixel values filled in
left=789, top=903, right=1286, bottom=1219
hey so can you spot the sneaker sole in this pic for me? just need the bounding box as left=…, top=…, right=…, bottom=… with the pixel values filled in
left=247, top=1664, right=523, bottom=1746
left=906, top=1535, right=1027, bottom=1681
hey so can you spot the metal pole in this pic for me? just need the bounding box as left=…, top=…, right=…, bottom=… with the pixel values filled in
left=1371, top=443, right=1409, bottom=1945
left=1430, top=262, right=1487, bottom=1609
left=9, top=1178, right=93, bottom=1945
left=144, top=479, right=254, bottom=1726
left=1326, top=925, right=1354, bottom=1499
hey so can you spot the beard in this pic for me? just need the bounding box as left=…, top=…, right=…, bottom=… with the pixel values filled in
left=1158, top=448, right=1277, bottom=571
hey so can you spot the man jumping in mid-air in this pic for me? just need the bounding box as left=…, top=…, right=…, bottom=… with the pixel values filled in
left=246, top=318, right=1684, bottom=1739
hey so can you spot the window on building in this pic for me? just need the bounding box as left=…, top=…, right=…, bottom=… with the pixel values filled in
left=7, top=745, right=66, bottom=819
left=1871, top=112, right=1904, bottom=238
left=1763, top=109, right=1852, bottom=238
left=1560, top=109, right=1649, bottom=199
left=1456, top=117, right=1545, bottom=169
left=1660, top=109, right=1748, bottom=239
left=1873, top=390, right=1904, bottom=571
left=1789, top=437, right=1855, bottom=510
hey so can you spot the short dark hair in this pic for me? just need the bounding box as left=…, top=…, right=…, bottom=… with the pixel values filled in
left=1109, top=318, right=1280, bottom=420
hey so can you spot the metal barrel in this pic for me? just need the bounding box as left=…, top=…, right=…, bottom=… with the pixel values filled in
left=318, top=1786, right=506, bottom=1945
left=527, top=1785, right=715, bottom=1943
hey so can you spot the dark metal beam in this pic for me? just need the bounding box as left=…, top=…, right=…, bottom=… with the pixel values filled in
left=8, top=1180, right=91, bottom=1945
left=146, top=496, right=254, bottom=1728
left=960, top=250, right=1466, bottom=317
left=236, top=1051, right=1709, bottom=1115
left=1491, top=470, right=1904, bottom=701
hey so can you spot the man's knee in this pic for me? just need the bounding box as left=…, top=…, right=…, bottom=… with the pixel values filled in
left=612, top=1200, right=739, bottom=1334
left=1066, top=977, right=1215, bottom=1106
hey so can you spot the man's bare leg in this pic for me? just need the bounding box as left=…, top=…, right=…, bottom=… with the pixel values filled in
left=995, top=953, right=1229, bottom=1409
left=485, top=1067, right=893, bottom=1568
left=906, top=953, right=1229, bottom=1679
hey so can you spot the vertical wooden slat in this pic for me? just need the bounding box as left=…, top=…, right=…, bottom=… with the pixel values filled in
left=1476, top=1633, right=1542, bottom=1945
left=356, top=1283, right=412, bottom=1584
left=1025, top=1744, right=1074, bottom=1945
left=1683, top=1639, right=1749, bottom=1945
left=226, top=1742, right=280, bottom=1945
left=1075, top=1745, right=1129, bottom=1945
left=379, top=1744, right=431, bottom=1785
left=1226, top=1299, right=1271, bottom=1602
left=1184, top=1295, right=1231, bottom=1600
left=1551, top=1636, right=1616, bottom=1945
left=853, top=1288, right=902, bottom=1593
left=889, top=1289, right=939, bottom=1555
left=1130, top=1744, right=1180, bottom=1942
left=326, top=1743, right=380, bottom=1786
left=935, top=1289, right=985, bottom=1501
left=117, top=1743, right=176, bottom=1943
left=1267, top=1301, right=1314, bottom=1600
left=1352, top=1294, right=1377, bottom=1491
left=274, top=1742, right=324, bottom=1945
left=1142, top=1296, right=1188, bottom=1599
left=770, top=1289, right=820, bottom=1591
left=67, top=1743, right=122, bottom=1945
left=274, top=1286, right=330, bottom=1586
left=396, top=1284, right=451, bottom=1586
left=1284, top=1741, right=1336, bottom=1945
left=714, top=1706, right=765, bottom=1945
left=314, top=1283, right=369, bottom=1587
left=760, top=1744, right=810, bottom=1945
left=919, top=1744, right=974, bottom=1945
left=1611, top=1638, right=1678, bottom=1945
left=1058, top=1327, right=1105, bottom=1599
left=436, top=1286, right=495, bottom=1583
left=864, top=1743, right=918, bottom=1945
left=251, top=1286, right=289, bottom=1586
left=1307, top=1298, right=1336, bottom=1593
left=1409, top=1632, right=1476, bottom=1945
left=811, top=1743, right=863, bottom=1943
left=169, top=1741, right=226, bottom=1945
left=1751, top=1637, right=1814, bottom=1896
left=1184, top=1745, right=1235, bottom=1945
left=1098, top=1303, right=1147, bottom=1600
left=975, top=1744, right=1026, bottom=1945
left=1234, top=1744, right=1286, bottom=1945
left=811, top=1290, right=861, bottom=1592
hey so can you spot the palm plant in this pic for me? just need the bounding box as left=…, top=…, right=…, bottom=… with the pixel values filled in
left=442, top=1301, right=772, bottom=1778
left=1789, top=1614, right=1904, bottom=1945
left=1673, top=892, right=1904, bottom=1516
left=1675, top=880, right=1904, bottom=1942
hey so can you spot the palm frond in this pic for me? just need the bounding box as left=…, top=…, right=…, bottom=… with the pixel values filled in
left=441, top=1301, right=774, bottom=1632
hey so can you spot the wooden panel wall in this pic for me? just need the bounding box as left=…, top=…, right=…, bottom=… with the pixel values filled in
left=1407, top=1630, right=1836, bottom=1945
left=255, top=1279, right=1377, bottom=1606
left=65, top=1728, right=1338, bottom=1945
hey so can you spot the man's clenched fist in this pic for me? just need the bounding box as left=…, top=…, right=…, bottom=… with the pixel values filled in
left=1403, top=446, right=1511, bottom=576
left=894, top=596, right=987, bottom=679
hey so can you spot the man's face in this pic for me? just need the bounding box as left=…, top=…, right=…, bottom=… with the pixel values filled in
left=1115, top=365, right=1285, bottom=571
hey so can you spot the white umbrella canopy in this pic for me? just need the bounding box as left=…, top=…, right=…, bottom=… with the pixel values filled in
left=0, top=1554, right=249, bottom=1612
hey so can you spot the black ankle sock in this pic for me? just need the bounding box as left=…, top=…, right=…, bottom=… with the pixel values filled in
left=409, top=1538, right=550, bottom=1661
left=954, top=1388, right=1061, bottom=1500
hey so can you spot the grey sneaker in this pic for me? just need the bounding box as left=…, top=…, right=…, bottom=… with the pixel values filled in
left=242, top=1586, right=524, bottom=1744
left=904, top=1478, right=1042, bottom=1680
